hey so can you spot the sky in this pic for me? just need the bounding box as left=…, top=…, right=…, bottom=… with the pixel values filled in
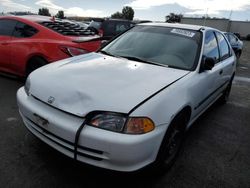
left=1, top=0, right=250, bottom=21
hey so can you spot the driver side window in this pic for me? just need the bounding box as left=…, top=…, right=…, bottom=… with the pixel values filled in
left=203, top=31, right=220, bottom=63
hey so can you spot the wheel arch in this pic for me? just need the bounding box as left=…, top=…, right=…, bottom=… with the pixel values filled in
left=169, top=105, right=192, bottom=131
left=25, top=55, right=49, bottom=76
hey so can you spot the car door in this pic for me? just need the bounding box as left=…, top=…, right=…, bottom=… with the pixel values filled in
left=9, top=21, right=39, bottom=74
left=215, top=31, right=235, bottom=85
left=192, top=30, right=223, bottom=117
left=0, top=19, right=17, bottom=69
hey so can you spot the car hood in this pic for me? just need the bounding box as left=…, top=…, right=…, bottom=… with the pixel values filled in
left=29, top=53, right=189, bottom=117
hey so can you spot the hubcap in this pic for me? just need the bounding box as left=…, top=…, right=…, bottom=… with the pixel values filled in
left=164, top=127, right=183, bottom=164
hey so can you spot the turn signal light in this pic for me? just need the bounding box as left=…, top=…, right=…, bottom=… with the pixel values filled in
left=124, top=117, right=155, bottom=134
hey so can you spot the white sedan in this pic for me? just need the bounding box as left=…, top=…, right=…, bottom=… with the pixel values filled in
left=17, top=23, right=236, bottom=172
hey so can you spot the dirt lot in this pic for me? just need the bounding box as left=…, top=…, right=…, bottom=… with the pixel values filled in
left=0, top=42, right=250, bottom=188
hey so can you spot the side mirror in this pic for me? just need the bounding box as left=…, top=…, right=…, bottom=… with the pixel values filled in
left=200, top=56, right=215, bottom=72
left=100, top=40, right=108, bottom=48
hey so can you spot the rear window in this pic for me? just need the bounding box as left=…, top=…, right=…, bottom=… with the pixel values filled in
left=40, top=21, right=96, bottom=36
left=13, top=22, right=38, bottom=38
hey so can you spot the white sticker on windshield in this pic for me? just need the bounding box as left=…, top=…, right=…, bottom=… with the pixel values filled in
left=171, top=29, right=195, bottom=37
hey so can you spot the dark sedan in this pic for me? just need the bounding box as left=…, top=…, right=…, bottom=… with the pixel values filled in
left=224, top=32, right=243, bottom=59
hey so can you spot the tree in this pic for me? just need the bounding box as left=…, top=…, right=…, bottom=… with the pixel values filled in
left=111, top=6, right=135, bottom=20
left=111, top=11, right=124, bottom=19
left=55, top=10, right=65, bottom=19
left=38, top=8, right=51, bottom=16
left=165, top=13, right=183, bottom=23
left=122, top=6, right=134, bottom=20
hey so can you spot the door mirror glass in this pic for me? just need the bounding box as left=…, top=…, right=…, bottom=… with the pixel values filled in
left=100, top=40, right=109, bottom=48
left=200, top=56, right=215, bottom=72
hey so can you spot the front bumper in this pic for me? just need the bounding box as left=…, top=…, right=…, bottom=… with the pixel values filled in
left=17, top=87, right=166, bottom=172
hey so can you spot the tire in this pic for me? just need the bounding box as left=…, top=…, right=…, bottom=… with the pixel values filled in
left=152, top=111, right=189, bottom=173
left=219, top=76, right=234, bottom=104
left=26, top=57, right=47, bottom=76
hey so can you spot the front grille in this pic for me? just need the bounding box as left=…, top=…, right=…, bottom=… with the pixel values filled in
left=24, top=115, right=104, bottom=161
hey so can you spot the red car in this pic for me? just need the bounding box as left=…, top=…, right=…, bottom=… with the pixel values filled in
left=0, top=15, right=101, bottom=77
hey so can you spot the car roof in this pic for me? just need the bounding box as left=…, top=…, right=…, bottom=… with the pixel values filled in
left=1, top=15, right=70, bottom=23
left=0, top=15, right=98, bottom=37
left=223, top=32, right=234, bottom=35
left=91, top=18, right=133, bottom=22
left=139, top=22, right=212, bottom=31
left=16, top=15, right=54, bottom=22
left=105, top=18, right=132, bottom=22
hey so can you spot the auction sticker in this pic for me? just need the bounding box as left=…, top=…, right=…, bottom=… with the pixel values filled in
left=171, top=29, right=195, bottom=37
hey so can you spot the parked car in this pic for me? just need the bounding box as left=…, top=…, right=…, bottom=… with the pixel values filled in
left=17, top=23, right=236, bottom=172
left=0, top=15, right=101, bottom=77
left=87, top=18, right=135, bottom=40
left=233, top=32, right=241, bottom=39
left=224, top=32, right=243, bottom=59
left=76, top=21, right=89, bottom=29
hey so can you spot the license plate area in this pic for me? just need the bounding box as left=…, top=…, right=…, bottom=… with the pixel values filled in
left=33, top=113, right=49, bottom=128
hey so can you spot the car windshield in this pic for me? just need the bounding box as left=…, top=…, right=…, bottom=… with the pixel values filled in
left=101, top=26, right=201, bottom=70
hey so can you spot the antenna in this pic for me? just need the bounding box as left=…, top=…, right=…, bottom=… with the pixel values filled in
left=229, top=10, right=233, bottom=20
left=203, top=8, right=208, bottom=26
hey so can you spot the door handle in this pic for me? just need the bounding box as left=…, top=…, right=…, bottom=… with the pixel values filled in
left=219, top=70, right=223, bottom=75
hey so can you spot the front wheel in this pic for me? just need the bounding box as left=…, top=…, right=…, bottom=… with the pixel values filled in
left=152, top=112, right=188, bottom=172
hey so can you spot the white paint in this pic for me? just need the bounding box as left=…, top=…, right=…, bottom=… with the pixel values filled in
left=6, top=117, right=17, bottom=122
left=234, top=76, right=250, bottom=83
left=28, top=52, right=189, bottom=117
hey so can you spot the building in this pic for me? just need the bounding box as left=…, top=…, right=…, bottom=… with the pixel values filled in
left=181, top=17, right=250, bottom=37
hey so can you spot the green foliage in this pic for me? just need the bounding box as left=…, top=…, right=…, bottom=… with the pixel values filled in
left=122, top=6, right=134, bottom=20
left=165, top=13, right=183, bottom=23
left=38, top=8, right=51, bottom=16
left=111, top=11, right=124, bottom=19
left=111, top=6, right=134, bottom=20
left=55, top=10, right=65, bottom=19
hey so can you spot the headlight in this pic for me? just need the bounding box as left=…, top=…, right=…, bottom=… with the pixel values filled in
left=88, top=113, right=126, bottom=132
left=24, top=76, right=31, bottom=96
left=87, top=112, right=155, bottom=134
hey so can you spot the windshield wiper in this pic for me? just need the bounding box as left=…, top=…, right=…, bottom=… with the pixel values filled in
left=119, top=55, right=166, bottom=67
left=99, top=50, right=117, bottom=57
